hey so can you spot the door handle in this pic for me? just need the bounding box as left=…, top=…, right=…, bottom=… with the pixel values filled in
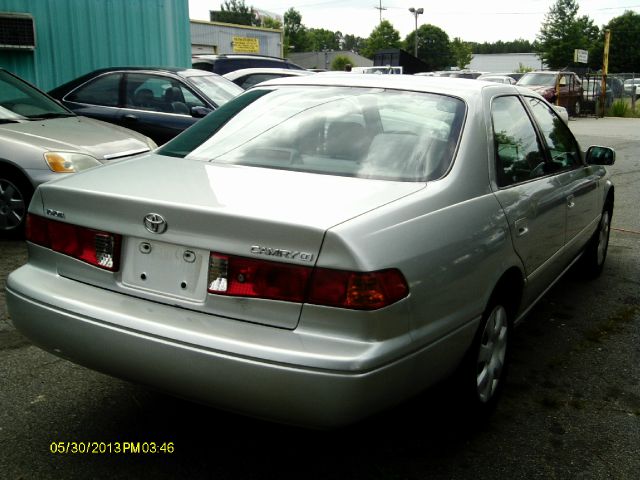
left=515, top=218, right=529, bottom=237
left=122, top=114, right=138, bottom=122
left=566, top=194, right=575, bottom=208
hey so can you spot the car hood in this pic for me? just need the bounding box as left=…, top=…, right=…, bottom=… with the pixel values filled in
left=521, top=85, right=554, bottom=93
left=0, top=116, right=151, bottom=161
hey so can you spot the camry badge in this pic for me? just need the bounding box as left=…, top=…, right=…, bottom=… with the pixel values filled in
left=143, top=213, right=167, bottom=234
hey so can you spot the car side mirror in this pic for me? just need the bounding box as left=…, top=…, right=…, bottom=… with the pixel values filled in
left=586, top=145, right=615, bottom=166
left=191, top=106, right=212, bottom=118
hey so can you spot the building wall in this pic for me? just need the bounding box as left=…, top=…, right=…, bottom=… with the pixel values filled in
left=0, top=0, right=190, bottom=91
left=469, top=53, right=544, bottom=73
left=289, top=52, right=372, bottom=70
left=191, top=20, right=282, bottom=57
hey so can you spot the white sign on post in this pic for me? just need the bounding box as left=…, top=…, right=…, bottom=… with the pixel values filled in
left=574, top=49, right=589, bottom=63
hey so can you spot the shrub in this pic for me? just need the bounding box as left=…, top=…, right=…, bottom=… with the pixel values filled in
left=608, top=100, right=629, bottom=117
left=331, top=55, right=353, bottom=71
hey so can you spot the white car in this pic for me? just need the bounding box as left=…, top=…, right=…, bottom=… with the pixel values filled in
left=223, top=68, right=314, bottom=89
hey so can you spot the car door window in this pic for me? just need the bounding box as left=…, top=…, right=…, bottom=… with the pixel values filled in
left=125, top=74, right=200, bottom=115
left=526, top=96, right=582, bottom=170
left=67, top=73, right=122, bottom=107
left=491, top=96, right=546, bottom=187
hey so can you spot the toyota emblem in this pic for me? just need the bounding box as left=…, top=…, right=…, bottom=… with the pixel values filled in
left=143, top=213, right=167, bottom=234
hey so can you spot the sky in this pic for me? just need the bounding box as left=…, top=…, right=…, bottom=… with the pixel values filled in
left=188, top=0, right=640, bottom=43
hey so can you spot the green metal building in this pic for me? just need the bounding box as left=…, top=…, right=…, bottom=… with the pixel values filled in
left=0, top=0, right=190, bottom=91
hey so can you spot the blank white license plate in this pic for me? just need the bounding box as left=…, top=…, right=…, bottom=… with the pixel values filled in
left=121, top=237, right=209, bottom=302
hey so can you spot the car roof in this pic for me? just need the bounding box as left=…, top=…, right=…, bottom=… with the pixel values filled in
left=223, top=68, right=313, bottom=81
left=193, top=53, right=289, bottom=59
left=49, top=67, right=215, bottom=96
left=255, top=73, right=535, bottom=101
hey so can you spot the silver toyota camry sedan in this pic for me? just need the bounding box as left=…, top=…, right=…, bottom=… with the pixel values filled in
left=6, top=74, right=615, bottom=428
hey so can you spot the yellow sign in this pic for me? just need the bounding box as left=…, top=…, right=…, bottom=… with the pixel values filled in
left=233, top=37, right=260, bottom=53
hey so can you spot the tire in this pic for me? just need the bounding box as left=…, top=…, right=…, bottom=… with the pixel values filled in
left=580, top=204, right=612, bottom=278
left=573, top=99, right=581, bottom=116
left=456, top=295, right=511, bottom=420
left=0, top=172, right=33, bottom=239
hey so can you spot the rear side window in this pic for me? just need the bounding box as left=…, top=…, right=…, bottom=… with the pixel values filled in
left=67, top=73, right=122, bottom=107
left=491, top=96, right=546, bottom=187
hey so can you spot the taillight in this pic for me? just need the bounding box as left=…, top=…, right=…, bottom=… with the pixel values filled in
left=308, top=268, right=408, bottom=310
left=208, top=253, right=311, bottom=302
left=26, top=214, right=121, bottom=271
left=208, top=252, right=408, bottom=310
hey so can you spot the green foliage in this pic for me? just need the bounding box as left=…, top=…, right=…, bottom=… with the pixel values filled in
left=405, top=24, right=454, bottom=71
left=590, top=11, right=640, bottom=73
left=451, top=37, right=473, bottom=70
left=284, top=8, right=310, bottom=53
left=343, top=34, right=366, bottom=54
left=331, top=55, right=353, bottom=71
left=608, top=99, right=629, bottom=117
left=536, top=0, right=599, bottom=69
left=261, top=17, right=282, bottom=30
left=211, top=0, right=256, bottom=26
left=517, top=63, right=535, bottom=73
left=470, top=39, right=535, bottom=54
left=362, top=20, right=401, bottom=59
left=308, top=28, right=341, bottom=51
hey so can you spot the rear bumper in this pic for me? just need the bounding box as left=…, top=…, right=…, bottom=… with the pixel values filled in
left=6, top=264, right=477, bottom=428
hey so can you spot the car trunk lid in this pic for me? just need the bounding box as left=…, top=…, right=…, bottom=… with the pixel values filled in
left=36, top=154, right=424, bottom=328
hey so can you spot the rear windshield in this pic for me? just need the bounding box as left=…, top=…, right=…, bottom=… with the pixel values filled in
left=160, top=86, right=466, bottom=182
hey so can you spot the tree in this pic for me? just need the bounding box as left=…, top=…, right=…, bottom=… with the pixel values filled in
left=362, top=20, right=401, bottom=59
left=536, top=0, right=599, bottom=69
left=210, top=0, right=256, bottom=27
left=262, top=17, right=282, bottom=30
left=343, top=34, right=366, bottom=54
left=284, top=8, right=310, bottom=53
left=405, top=24, right=453, bottom=71
left=470, top=39, right=535, bottom=54
left=308, top=28, right=340, bottom=51
left=589, top=11, right=640, bottom=73
left=451, top=37, right=473, bottom=69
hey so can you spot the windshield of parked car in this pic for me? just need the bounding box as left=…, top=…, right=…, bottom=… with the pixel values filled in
left=185, top=73, right=243, bottom=107
left=0, top=70, right=74, bottom=121
left=160, top=86, right=466, bottom=182
left=517, top=73, right=557, bottom=87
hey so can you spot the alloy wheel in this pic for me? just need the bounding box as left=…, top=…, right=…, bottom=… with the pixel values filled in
left=476, top=304, right=508, bottom=403
left=597, top=210, right=611, bottom=266
left=0, top=178, right=26, bottom=232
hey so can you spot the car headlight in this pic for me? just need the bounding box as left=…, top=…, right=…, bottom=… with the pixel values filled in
left=44, top=152, right=102, bottom=173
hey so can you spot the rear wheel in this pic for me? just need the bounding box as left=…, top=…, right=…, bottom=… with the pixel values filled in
left=456, top=295, right=511, bottom=420
left=573, top=98, right=582, bottom=116
left=0, top=172, right=32, bottom=239
left=580, top=204, right=612, bottom=278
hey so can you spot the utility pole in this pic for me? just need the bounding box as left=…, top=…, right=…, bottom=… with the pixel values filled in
left=375, top=1, right=386, bottom=23
left=600, top=29, right=611, bottom=117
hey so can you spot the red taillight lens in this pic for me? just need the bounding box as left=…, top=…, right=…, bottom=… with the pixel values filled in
left=208, top=252, right=409, bottom=310
left=308, top=268, right=408, bottom=310
left=26, top=214, right=121, bottom=271
left=208, top=253, right=312, bottom=302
